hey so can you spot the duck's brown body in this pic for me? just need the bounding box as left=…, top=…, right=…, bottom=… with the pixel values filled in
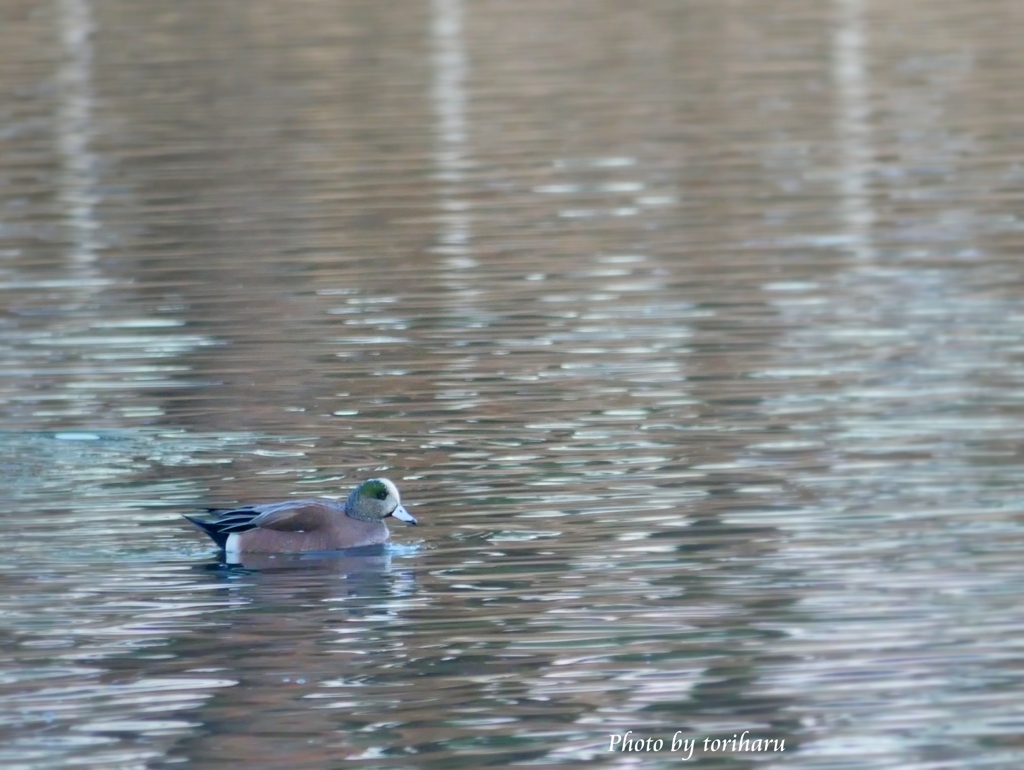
left=224, top=500, right=391, bottom=553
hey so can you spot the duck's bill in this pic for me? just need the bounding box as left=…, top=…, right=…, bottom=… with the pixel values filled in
left=392, top=505, right=417, bottom=525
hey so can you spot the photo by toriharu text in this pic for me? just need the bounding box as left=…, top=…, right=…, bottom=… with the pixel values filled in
left=607, top=731, right=786, bottom=761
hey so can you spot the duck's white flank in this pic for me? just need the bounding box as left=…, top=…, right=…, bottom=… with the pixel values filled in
left=225, top=532, right=241, bottom=555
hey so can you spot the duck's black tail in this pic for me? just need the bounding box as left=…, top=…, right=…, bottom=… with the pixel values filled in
left=184, top=506, right=262, bottom=551
left=183, top=515, right=232, bottom=550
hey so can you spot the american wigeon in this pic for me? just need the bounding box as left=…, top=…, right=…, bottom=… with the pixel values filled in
left=184, top=477, right=417, bottom=554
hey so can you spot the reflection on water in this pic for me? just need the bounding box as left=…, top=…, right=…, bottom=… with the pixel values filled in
left=2, top=0, right=1024, bottom=767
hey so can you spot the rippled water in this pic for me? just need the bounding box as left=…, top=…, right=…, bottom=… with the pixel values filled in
left=3, top=0, right=1024, bottom=767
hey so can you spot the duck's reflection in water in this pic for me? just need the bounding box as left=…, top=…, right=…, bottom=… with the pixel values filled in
left=173, top=545, right=421, bottom=764
left=194, top=544, right=419, bottom=608
left=222, top=544, right=392, bottom=571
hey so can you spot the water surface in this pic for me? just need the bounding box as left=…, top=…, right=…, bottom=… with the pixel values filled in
left=2, top=0, right=1024, bottom=767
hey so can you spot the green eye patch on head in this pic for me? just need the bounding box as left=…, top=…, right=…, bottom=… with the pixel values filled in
left=362, top=479, right=390, bottom=500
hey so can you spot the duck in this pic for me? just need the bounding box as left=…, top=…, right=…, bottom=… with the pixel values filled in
left=184, top=477, right=417, bottom=554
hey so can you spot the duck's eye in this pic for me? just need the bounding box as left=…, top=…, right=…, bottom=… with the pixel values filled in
left=376, top=489, right=389, bottom=501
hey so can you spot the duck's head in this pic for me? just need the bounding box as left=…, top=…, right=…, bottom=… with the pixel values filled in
left=345, top=477, right=417, bottom=524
